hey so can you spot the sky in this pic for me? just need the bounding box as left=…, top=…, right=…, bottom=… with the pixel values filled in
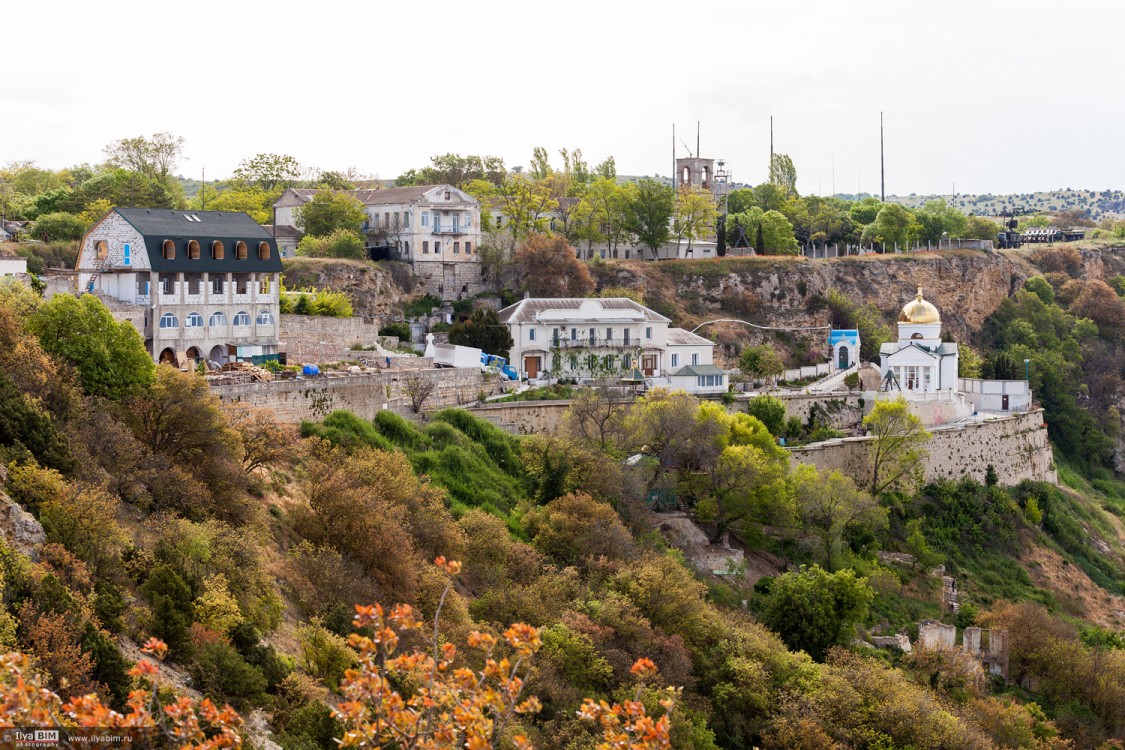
left=4, top=0, right=1123, bottom=196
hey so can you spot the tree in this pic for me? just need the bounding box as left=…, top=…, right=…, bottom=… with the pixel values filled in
left=514, top=234, right=594, bottom=297
left=232, top=153, right=303, bottom=191
left=222, top=401, right=298, bottom=474
left=745, top=394, right=787, bottom=436
left=863, top=203, right=918, bottom=248
left=573, top=177, right=632, bottom=258
left=494, top=175, right=558, bottom=250
left=562, top=384, right=627, bottom=453
left=29, top=211, right=86, bottom=241
left=849, top=196, right=883, bottom=225
left=404, top=373, right=436, bottom=414
left=958, top=344, right=983, bottom=378
left=673, top=187, right=717, bottom=253
left=760, top=565, right=873, bottom=661
left=914, top=199, right=967, bottom=244
left=29, top=293, right=155, bottom=401
left=790, top=465, right=886, bottom=570
left=863, top=396, right=931, bottom=496
left=526, top=492, right=634, bottom=568
left=189, top=185, right=275, bottom=224
left=141, top=565, right=195, bottom=652
left=740, top=344, right=785, bottom=383
left=296, top=228, right=366, bottom=260
left=447, top=307, right=514, bottom=359
left=624, top=179, right=675, bottom=260
left=727, top=208, right=797, bottom=254
left=102, top=132, right=185, bottom=180
left=402, top=153, right=507, bottom=189
left=768, top=153, right=798, bottom=196
left=296, top=191, right=367, bottom=237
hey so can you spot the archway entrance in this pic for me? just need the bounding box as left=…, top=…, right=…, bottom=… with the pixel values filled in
left=209, top=345, right=227, bottom=365
left=185, top=346, right=202, bottom=365
left=158, top=348, right=178, bottom=365
left=838, top=346, right=850, bottom=370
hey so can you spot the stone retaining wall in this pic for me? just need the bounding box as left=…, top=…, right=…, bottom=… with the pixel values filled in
left=210, top=367, right=495, bottom=423
left=280, top=314, right=387, bottom=363
left=789, top=409, right=1056, bottom=487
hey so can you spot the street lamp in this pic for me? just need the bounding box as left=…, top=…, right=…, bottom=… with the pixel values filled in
left=1024, top=358, right=1030, bottom=382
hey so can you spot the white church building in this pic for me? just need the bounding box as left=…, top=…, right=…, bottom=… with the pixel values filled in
left=879, top=288, right=960, bottom=393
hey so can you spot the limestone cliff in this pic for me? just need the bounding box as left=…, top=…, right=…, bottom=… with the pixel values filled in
left=281, top=257, right=412, bottom=318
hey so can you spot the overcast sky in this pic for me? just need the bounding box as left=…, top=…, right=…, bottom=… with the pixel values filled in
left=4, top=0, right=1122, bottom=196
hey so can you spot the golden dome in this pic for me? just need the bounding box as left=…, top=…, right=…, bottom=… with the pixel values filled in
left=899, top=287, right=941, bottom=324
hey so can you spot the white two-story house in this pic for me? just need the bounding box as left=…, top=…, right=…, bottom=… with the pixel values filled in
left=77, top=208, right=282, bottom=367
left=274, top=185, right=482, bottom=299
left=498, top=297, right=725, bottom=392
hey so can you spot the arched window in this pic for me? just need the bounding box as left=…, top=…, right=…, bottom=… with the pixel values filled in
left=209, top=312, right=227, bottom=327
left=211, top=241, right=225, bottom=259
left=235, top=241, right=248, bottom=260
left=95, top=240, right=108, bottom=259
left=256, top=310, right=275, bottom=325
left=162, top=240, right=176, bottom=259
left=185, top=312, right=204, bottom=328
left=233, top=311, right=251, bottom=326
left=187, top=240, right=201, bottom=260
left=911, top=332, right=923, bottom=340
left=258, top=242, right=271, bottom=260
left=159, top=313, right=179, bottom=329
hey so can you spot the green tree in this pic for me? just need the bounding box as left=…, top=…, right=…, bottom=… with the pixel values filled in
left=726, top=208, right=798, bottom=254
left=29, top=294, right=155, bottom=401
left=28, top=212, right=85, bottom=242
left=296, top=228, right=366, bottom=260
left=849, top=196, right=883, bottom=225
left=740, top=345, right=785, bottom=383
left=102, top=132, right=185, bottom=181
left=401, top=153, right=507, bottom=189
left=447, top=307, right=514, bottom=359
left=768, top=153, right=798, bottom=195
left=958, top=344, right=983, bottom=378
left=493, top=175, right=557, bottom=249
left=745, top=395, right=787, bottom=437
left=790, top=465, right=887, bottom=570
left=232, top=153, right=303, bottom=191
left=962, top=215, right=999, bottom=240
left=1024, top=276, right=1055, bottom=305
left=863, top=396, right=931, bottom=495
left=573, top=177, right=632, bottom=257
left=914, top=199, right=967, bottom=244
left=0, top=372, right=72, bottom=472
left=190, top=185, right=275, bottom=224
left=624, top=179, right=675, bottom=260
left=673, top=187, right=718, bottom=253
left=295, top=191, right=367, bottom=237
left=140, top=564, right=195, bottom=653
left=761, top=565, right=873, bottom=661
left=863, top=203, right=918, bottom=249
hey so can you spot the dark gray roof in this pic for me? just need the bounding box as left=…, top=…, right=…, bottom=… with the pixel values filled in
left=281, top=185, right=459, bottom=207
left=114, top=208, right=282, bottom=274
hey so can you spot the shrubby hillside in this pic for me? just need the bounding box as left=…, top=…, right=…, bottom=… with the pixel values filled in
left=0, top=271, right=1123, bottom=748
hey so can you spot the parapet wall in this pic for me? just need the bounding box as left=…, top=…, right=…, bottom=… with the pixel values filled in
left=789, top=409, right=1057, bottom=487
left=280, top=314, right=386, bottom=363
left=209, top=367, right=493, bottom=423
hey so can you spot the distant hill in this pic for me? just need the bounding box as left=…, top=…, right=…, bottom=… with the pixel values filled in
left=868, top=188, right=1125, bottom=220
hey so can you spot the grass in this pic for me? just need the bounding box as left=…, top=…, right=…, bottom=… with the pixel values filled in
left=300, top=408, right=531, bottom=525
left=493, top=385, right=576, bottom=402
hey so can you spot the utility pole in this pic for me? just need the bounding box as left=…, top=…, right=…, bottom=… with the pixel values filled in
left=201, top=166, right=206, bottom=210
left=770, top=115, right=774, bottom=165
left=880, top=111, right=886, bottom=202
left=696, top=120, right=700, bottom=164
left=671, top=124, right=676, bottom=190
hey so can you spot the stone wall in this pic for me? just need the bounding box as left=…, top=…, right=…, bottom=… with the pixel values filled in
left=210, top=367, right=495, bottom=423
left=279, top=314, right=387, bottom=362
left=465, top=401, right=575, bottom=434
left=789, top=409, right=1057, bottom=487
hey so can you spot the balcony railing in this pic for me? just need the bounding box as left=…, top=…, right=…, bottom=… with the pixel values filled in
left=547, top=337, right=644, bottom=350
left=431, top=225, right=471, bottom=235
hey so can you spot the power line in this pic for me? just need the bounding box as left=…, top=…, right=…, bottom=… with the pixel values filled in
left=690, top=318, right=832, bottom=334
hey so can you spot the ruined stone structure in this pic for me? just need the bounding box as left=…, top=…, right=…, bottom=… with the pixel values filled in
left=917, top=620, right=1009, bottom=680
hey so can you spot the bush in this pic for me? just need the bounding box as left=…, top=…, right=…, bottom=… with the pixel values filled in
left=378, top=322, right=411, bottom=341
left=189, top=639, right=267, bottom=708
left=746, top=395, right=787, bottom=437
left=140, top=565, right=195, bottom=654
left=296, top=229, right=366, bottom=260
left=296, top=618, right=355, bottom=690
left=29, top=212, right=85, bottom=242
left=760, top=565, right=873, bottom=661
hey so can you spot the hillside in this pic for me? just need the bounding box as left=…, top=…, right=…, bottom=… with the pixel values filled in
left=0, top=244, right=1124, bottom=748
left=876, top=188, right=1125, bottom=221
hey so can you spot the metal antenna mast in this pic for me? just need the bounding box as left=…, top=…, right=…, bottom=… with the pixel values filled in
left=880, top=111, right=886, bottom=202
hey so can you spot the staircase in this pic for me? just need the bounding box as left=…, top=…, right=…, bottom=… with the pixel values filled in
left=84, top=255, right=113, bottom=294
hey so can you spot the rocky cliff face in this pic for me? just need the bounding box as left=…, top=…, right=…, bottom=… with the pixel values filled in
left=281, top=258, right=413, bottom=319
left=594, top=250, right=1047, bottom=346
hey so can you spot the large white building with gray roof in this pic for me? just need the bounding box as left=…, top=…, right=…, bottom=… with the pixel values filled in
left=498, top=297, right=723, bottom=392
left=77, top=208, right=282, bottom=367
